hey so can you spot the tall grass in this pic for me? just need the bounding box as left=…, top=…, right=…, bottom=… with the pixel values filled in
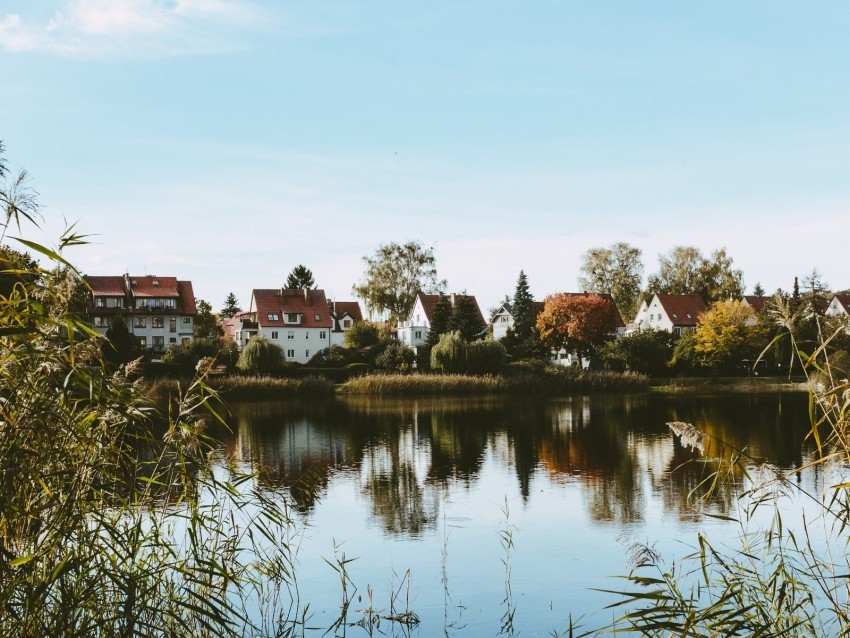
left=149, top=374, right=335, bottom=402
left=0, top=229, right=301, bottom=637
left=339, top=367, right=648, bottom=396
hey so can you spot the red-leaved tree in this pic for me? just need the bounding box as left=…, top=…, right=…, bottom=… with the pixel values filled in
left=536, top=293, right=617, bottom=362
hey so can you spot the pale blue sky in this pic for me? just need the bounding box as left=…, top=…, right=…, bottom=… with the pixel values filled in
left=3, top=1, right=849, bottom=316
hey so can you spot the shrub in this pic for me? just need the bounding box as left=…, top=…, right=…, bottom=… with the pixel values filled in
left=344, top=321, right=382, bottom=350
left=236, top=336, right=284, bottom=374
left=431, top=331, right=507, bottom=375
left=374, top=341, right=416, bottom=372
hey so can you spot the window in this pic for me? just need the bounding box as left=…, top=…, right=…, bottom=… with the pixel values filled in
left=314, top=314, right=321, bottom=321
left=415, top=330, right=422, bottom=339
left=169, top=337, right=176, bottom=343
left=271, top=331, right=279, bottom=339
left=319, top=330, right=327, bottom=340
left=134, top=317, right=147, bottom=328
left=96, top=297, right=106, bottom=307
left=342, top=319, right=351, bottom=328
left=94, top=316, right=109, bottom=327
left=152, top=336, right=164, bottom=349
left=152, top=317, right=164, bottom=328
left=673, top=327, right=682, bottom=336
left=305, top=350, right=309, bottom=358
left=181, top=337, right=191, bottom=346
left=501, top=316, right=509, bottom=323
left=136, top=298, right=149, bottom=308
left=169, top=317, right=177, bottom=332
left=182, top=317, right=191, bottom=324
left=286, top=349, right=295, bottom=358
left=287, top=313, right=299, bottom=323
left=137, top=337, right=147, bottom=347
left=305, top=332, right=309, bottom=339
left=268, top=313, right=279, bottom=321
left=686, top=313, right=692, bottom=319
left=287, top=331, right=295, bottom=340
left=163, top=298, right=176, bottom=309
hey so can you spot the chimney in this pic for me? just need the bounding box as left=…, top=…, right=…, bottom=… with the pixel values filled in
left=304, top=287, right=309, bottom=303
left=450, top=293, right=456, bottom=308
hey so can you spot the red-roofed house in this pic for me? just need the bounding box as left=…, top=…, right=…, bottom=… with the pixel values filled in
left=397, top=293, right=486, bottom=349
left=741, top=295, right=772, bottom=315
left=236, top=288, right=334, bottom=363
left=328, top=300, right=364, bottom=347
left=632, top=294, right=707, bottom=335
left=84, top=274, right=197, bottom=353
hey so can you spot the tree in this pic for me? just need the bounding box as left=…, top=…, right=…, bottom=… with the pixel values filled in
left=343, top=320, right=383, bottom=350
left=692, top=300, right=761, bottom=372
left=103, top=316, right=136, bottom=364
left=647, top=246, right=744, bottom=305
left=194, top=299, right=223, bottom=339
left=450, top=294, right=484, bottom=341
left=426, top=293, right=453, bottom=347
left=430, top=330, right=506, bottom=374
left=536, top=293, right=617, bottom=362
left=752, top=282, right=765, bottom=297
left=353, top=241, right=445, bottom=325
left=502, top=271, right=548, bottom=361
left=801, top=268, right=830, bottom=315
left=374, top=342, right=416, bottom=372
left=221, top=292, right=241, bottom=318
left=578, top=242, right=644, bottom=320
left=0, top=245, right=40, bottom=298
left=600, top=329, right=676, bottom=376
left=236, top=336, right=284, bottom=374
left=285, top=265, right=315, bottom=290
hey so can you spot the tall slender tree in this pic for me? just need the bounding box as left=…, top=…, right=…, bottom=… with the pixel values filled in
left=221, top=292, right=241, bottom=318
left=450, top=295, right=484, bottom=341
left=426, top=293, right=453, bottom=347
left=578, top=242, right=644, bottom=320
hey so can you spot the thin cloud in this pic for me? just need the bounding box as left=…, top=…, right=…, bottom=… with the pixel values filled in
left=0, top=0, right=266, bottom=57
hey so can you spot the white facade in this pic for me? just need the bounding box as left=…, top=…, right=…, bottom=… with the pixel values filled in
left=634, top=296, right=675, bottom=333
left=258, top=326, right=331, bottom=364
left=826, top=295, right=850, bottom=319
left=397, top=296, right=431, bottom=348
left=491, top=303, right=514, bottom=341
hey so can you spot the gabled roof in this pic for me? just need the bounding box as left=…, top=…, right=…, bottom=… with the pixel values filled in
left=131, top=276, right=179, bottom=298
left=655, top=294, right=707, bottom=327
left=742, top=295, right=771, bottom=314
left=328, top=300, right=364, bottom=331
left=85, top=276, right=125, bottom=296
left=831, top=294, right=850, bottom=315
left=416, top=293, right=486, bottom=328
left=251, top=288, right=332, bottom=328
left=177, top=281, right=198, bottom=315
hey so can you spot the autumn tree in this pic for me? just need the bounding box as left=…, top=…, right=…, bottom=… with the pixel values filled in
left=647, top=246, right=744, bottom=305
left=353, top=240, right=445, bottom=325
left=536, top=293, right=618, bottom=363
left=285, top=265, right=315, bottom=290
left=578, top=242, right=644, bottom=320
left=221, top=292, right=241, bottom=318
left=692, top=300, right=766, bottom=372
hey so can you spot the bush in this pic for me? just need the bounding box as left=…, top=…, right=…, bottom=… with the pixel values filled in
left=236, top=336, right=284, bottom=374
left=431, top=331, right=507, bottom=375
left=374, top=341, right=416, bottom=372
left=307, top=345, right=361, bottom=368
left=343, top=321, right=382, bottom=350
left=600, top=329, right=676, bottom=377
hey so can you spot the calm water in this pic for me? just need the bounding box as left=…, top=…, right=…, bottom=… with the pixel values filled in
left=219, top=392, right=824, bottom=636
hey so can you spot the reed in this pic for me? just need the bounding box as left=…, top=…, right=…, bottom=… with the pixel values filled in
left=149, top=374, right=335, bottom=402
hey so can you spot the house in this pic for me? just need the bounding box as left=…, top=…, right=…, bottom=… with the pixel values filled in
left=397, top=293, right=486, bottom=349
left=632, top=294, right=707, bottom=336
left=740, top=295, right=773, bottom=326
left=826, top=294, right=850, bottom=320
left=328, top=300, right=364, bottom=347
left=491, top=300, right=545, bottom=341
left=239, top=288, right=334, bottom=364
left=84, top=274, right=197, bottom=353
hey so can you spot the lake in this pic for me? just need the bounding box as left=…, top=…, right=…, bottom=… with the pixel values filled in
left=219, top=392, right=823, bottom=636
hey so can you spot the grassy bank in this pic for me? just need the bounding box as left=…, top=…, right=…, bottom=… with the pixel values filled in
left=649, top=376, right=808, bottom=394
left=148, top=375, right=336, bottom=402
left=340, top=367, right=649, bottom=396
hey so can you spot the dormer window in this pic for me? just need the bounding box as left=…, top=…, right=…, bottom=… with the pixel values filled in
left=286, top=313, right=300, bottom=323
left=314, top=313, right=321, bottom=321
left=672, top=313, right=678, bottom=320
left=268, top=313, right=279, bottom=321
left=686, top=313, right=692, bottom=319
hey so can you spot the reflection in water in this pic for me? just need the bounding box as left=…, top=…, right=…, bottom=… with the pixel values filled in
left=226, top=393, right=813, bottom=535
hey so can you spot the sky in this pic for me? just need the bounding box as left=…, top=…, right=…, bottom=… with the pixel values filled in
left=2, top=1, right=850, bottom=318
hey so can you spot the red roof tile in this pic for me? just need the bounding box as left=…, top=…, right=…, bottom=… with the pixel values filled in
left=655, top=294, right=707, bottom=326
left=252, top=288, right=333, bottom=328
left=328, top=300, right=363, bottom=331
left=85, top=276, right=126, bottom=296
left=130, top=276, right=179, bottom=297
left=743, top=295, right=771, bottom=314
left=417, top=293, right=487, bottom=329
left=833, top=294, right=850, bottom=314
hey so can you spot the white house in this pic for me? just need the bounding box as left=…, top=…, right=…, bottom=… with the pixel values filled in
left=240, top=288, right=334, bottom=364
left=84, top=274, right=197, bottom=354
left=631, top=294, right=707, bottom=336
left=397, top=293, right=486, bottom=349
left=328, top=300, right=364, bottom=347
left=826, top=294, right=850, bottom=320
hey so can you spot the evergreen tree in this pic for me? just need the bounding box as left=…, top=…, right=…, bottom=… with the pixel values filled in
left=285, top=265, right=315, bottom=290
left=752, top=282, right=765, bottom=297
left=512, top=271, right=535, bottom=341
left=450, top=295, right=484, bottom=341
left=221, top=292, right=241, bottom=318
left=103, top=316, right=136, bottom=364
left=426, top=293, right=453, bottom=347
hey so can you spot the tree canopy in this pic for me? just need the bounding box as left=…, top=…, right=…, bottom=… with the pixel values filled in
left=194, top=299, right=223, bottom=340
left=426, top=293, right=453, bottom=347
left=450, top=294, right=484, bottom=341
left=647, top=246, right=744, bottom=305
left=221, top=292, right=241, bottom=318
left=536, top=293, right=617, bottom=360
left=578, top=242, right=644, bottom=320
left=285, top=265, right=315, bottom=290
left=352, top=240, right=445, bottom=325
left=692, top=300, right=762, bottom=371
left=236, top=336, right=284, bottom=373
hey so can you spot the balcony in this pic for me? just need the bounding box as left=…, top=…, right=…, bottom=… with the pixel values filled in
left=241, top=320, right=258, bottom=330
